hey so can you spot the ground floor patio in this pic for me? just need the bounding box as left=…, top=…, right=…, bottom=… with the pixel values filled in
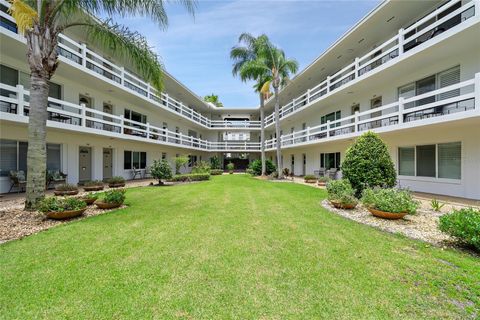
left=1, top=175, right=478, bottom=318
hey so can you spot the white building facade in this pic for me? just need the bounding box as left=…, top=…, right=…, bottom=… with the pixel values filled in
left=1, top=0, right=479, bottom=199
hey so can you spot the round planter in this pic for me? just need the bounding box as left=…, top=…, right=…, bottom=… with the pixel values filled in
left=95, top=201, right=123, bottom=209
left=317, top=182, right=327, bottom=187
left=368, top=208, right=407, bottom=220
left=54, top=190, right=79, bottom=196
left=108, top=183, right=125, bottom=188
left=80, top=197, right=97, bottom=205
left=83, top=185, right=104, bottom=191
left=46, top=208, right=86, bottom=220
left=330, top=200, right=356, bottom=210
left=304, top=180, right=317, bottom=184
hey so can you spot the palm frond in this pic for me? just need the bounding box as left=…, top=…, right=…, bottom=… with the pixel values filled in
left=8, top=0, right=37, bottom=34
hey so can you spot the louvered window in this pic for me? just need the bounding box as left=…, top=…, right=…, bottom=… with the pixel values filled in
left=438, top=142, right=461, bottom=179
left=438, top=66, right=460, bottom=100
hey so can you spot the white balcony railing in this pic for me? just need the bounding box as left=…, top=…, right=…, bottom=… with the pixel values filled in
left=265, top=74, right=479, bottom=150
left=0, top=83, right=262, bottom=152
left=264, top=0, right=477, bottom=127
left=0, top=0, right=261, bottom=131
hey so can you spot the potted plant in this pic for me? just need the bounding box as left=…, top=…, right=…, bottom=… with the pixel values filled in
left=361, top=187, right=419, bottom=219
left=282, top=168, right=290, bottom=178
left=54, top=183, right=79, bottom=196
left=107, top=176, right=125, bottom=188
left=38, top=197, right=87, bottom=220
left=83, top=180, right=104, bottom=191
left=79, top=192, right=99, bottom=205
left=317, top=176, right=330, bottom=187
left=95, top=189, right=126, bottom=209
left=326, top=179, right=358, bottom=209
left=227, top=162, right=234, bottom=174
left=304, top=174, right=317, bottom=183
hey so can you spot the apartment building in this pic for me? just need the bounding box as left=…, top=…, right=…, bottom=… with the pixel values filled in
left=1, top=0, right=479, bottom=199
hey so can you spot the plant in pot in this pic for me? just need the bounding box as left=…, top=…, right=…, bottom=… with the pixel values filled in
left=227, top=162, right=234, bottom=174
left=304, top=175, right=317, bottom=183
left=326, top=179, right=358, bottom=209
left=361, top=187, right=419, bottom=219
left=150, top=159, right=173, bottom=185
left=54, top=183, right=79, bottom=196
left=83, top=180, right=104, bottom=191
left=317, top=176, right=330, bottom=187
left=79, top=192, right=99, bottom=205
left=107, top=176, right=125, bottom=188
left=38, top=197, right=87, bottom=220
left=95, top=189, right=126, bottom=209
left=282, top=168, right=292, bottom=180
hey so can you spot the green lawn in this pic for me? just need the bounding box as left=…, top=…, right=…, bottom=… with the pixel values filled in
left=1, top=175, right=479, bottom=319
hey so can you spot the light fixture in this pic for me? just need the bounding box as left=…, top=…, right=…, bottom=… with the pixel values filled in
left=358, top=38, right=365, bottom=44
left=387, top=16, right=395, bottom=22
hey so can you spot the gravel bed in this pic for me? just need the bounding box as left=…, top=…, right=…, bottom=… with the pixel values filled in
left=321, top=200, right=456, bottom=247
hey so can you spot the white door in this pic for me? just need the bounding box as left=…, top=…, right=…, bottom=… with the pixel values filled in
left=103, top=148, right=113, bottom=180
left=79, top=147, right=92, bottom=182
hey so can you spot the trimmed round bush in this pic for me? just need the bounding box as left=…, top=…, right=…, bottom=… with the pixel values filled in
left=342, top=131, right=396, bottom=196
left=439, top=208, right=480, bottom=251
left=248, top=159, right=276, bottom=176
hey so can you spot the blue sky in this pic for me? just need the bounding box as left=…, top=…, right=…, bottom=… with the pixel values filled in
left=116, top=0, right=382, bottom=108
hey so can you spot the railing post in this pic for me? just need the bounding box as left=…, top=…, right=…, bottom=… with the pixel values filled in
left=120, top=67, right=125, bottom=85
left=398, top=97, right=404, bottom=124
left=81, top=43, right=87, bottom=67
left=326, top=120, right=331, bottom=138
left=398, top=28, right=404, bottom=55
left=354, top=111, right=359, bottom=132
left=16, top=84, right=24, bottom=116
left=326, top=75, right=331, bottom=93
left=306, top=126, right=310, bottom=141
left=80, top=103, right=87, bottom=127
left=119, top=114, right=124, bottom=133
left=306, top=89, right=311, bottom=103
left=354, top=57, right=359, bottom=77
left=146, top=122, right=150, bottom=139
left=475, top=73, right=480, bottom=113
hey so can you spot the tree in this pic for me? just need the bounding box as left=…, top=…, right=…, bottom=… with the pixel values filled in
left=341, top=131, right=397, bottom=196
left=204, top=94, right=223, bottom=108
left=174, top=155, right=189, bottom=174
left=231, top=33, right=273, bottom=176
left=209, top=155, right=221, bottom=170
left=150, top=159, right=173, bottom=185
left=8, top=0, right=196, bottom=210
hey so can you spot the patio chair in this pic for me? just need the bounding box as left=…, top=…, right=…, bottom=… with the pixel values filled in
left=314, top=167, right=326, bottom=178
left=9, top=170, right=26, bottom=193
left=327, top=168, right=338, bottom=180
left=143, top=166, right=151, bottom=179
left=47, top=170, right=67, bottom=189
left=131, top=167, right=142, bottom=180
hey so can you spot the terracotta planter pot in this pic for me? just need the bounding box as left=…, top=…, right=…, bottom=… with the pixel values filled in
left=304, top=180, right=317, bottom=184
left=54, top=190, right=79, bottom=196
left=46, top=208, right=86, bottom=220
left=83, top=185, right=104, bottom=191
left=108, top=183, right=125, bottom=188
left=317, top=182, right=327, bottom=187
left=95, top=201, right=123, bottom=209
left=330, top=200, right=357, bottom=210
left=80, top=197, right=97, bottom=205
left=368, top=208, right=407, bottom=220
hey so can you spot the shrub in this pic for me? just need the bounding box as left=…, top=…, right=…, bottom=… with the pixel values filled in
left=226, top=162, right=234, bottom=172
left=326, top=179, right=357, bottom=206
left=102, top=189, right=126, bottom=204
left=81, top=192, right=99, bottom=200
left=304, top=175, right=317, bottom=181
left=107, top=176, right=125, bottom=185
left=210, top=169, right=223, bottom=175
left=209, top=156, right=221, bottom=170
left=150, top=159, right=173, bottom=185
left=269, top=171, right=279, bottom=179
left=171, top=173, right=210, bottom=182
left=439, top=208, right=480, bottom=251
left=174, top=155, right=189, bottom=174
left=55, top=183, right=78, bottom=191
left=37, top=197, right=86, bottom=213
left=84, top=180, right=103, bottom=187
left=342, top=131, right=396, bottom=196
left=245, top=168, right=254, bottom=175
left=318, top=176, right=331, bottom=183
left=249, top=159, right=276, bottom=176
left=430, top=199, right=445, bottom=212
left=191, top=161, right=211, bottom=174
left=361, top=188, right=418, bottom=214
left=282, top=168, right=290, bottom=177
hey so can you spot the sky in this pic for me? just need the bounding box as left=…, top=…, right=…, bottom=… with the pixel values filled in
left=115, top=0, right=382, bottom=108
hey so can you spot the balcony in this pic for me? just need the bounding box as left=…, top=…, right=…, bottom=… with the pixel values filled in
left=264, top=0, right=478, bottom=127
left=0, top=83, right=261, bottom=152
left=265, top=74, right=479, bottom=150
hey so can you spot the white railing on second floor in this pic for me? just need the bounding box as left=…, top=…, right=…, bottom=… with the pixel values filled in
left=0, top=83, right=262, bottom=152
left=265, top=74, right=479, bottom=150
left=264, top=0, right=477, bottom=127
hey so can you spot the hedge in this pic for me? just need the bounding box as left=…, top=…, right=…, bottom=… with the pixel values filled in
left=170, top=173, right=210, bottom=182
left=210, top=169, right=223, bottom=175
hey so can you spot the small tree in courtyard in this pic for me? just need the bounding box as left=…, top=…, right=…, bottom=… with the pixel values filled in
left=174, top=155, right=189, bottom=174
left=150, top=160, right=173, bottom=185
left=341, top=131, right=396, bottom=196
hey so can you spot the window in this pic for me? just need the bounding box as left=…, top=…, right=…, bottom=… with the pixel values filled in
left=124, top=151, right=146, bottom=169
left=321, top=111, right=341, bottom=125
left=320, top=152, right=340, bottom=170
left=161, top=152, right=167, bottom=160
left=398, top=142, right=461, bottom=179
left=0, top=140, right=60, bottom=176
left=188, top=155, right=197, bottom=167
left=124, top=109, right=146, bottom=124
left=0, top=64, right=18, bottom=86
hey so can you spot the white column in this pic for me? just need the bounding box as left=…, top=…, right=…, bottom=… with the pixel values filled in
left=119, top=115, right=125, bottom=134
left=81, top=43, right=87, bottom=67
left=16, top=84, right=24, bottom=116
left=398, top=97, right=405, bottom=124
left=80, top=103, right=86, bottom=127
left=354, top=111, right=359, bottom=132
left=326, top=120, right=331, bottom=138
left=398, top=28, right=404, bottom=55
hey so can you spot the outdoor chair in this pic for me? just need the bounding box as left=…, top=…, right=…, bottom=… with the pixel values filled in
left=132, top=167, right=142, bottom=180
left=9, top=170, right=26, bottom=193
left=327, top=168, right=338, bottom=180
left=143, top=166, right=151, bottom=179
left=314, top=167, right=326, bottom=178
left=47, top=170, right=67, bottom=189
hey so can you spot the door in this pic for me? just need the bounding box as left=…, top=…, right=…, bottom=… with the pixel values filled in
left=290, top=154, right=295, bottom=175
left=103, top=103, right=113, bottom=131
left=302, top=154, right=306, bottom=176
left=103, top=148, right=113, bottom=180
left=370, top=96, right=382, bottom=128
left=79, top=146, right=92, bottom=182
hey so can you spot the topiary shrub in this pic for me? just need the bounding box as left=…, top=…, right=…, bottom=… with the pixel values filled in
left=342, top=131, right=396, bottom=196
left=439, top=208, right=480, bottom=251
left=248, top=159, right=276, bottom=176
left=150, top=159, right=173, bottom=185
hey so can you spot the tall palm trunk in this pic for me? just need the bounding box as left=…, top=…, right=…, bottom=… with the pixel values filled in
left=259, top=93, right=266, bottom=176
left=24, top=27, right=58, bottom=210
left=273, top=85, right=282, bottom=178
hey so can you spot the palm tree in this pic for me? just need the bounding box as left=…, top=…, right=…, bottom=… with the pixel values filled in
left=8, top=0, right=196, bottom=209
left=204, top=93, right=223, bottom=107
left=231, top=33, right=272, bottom=176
